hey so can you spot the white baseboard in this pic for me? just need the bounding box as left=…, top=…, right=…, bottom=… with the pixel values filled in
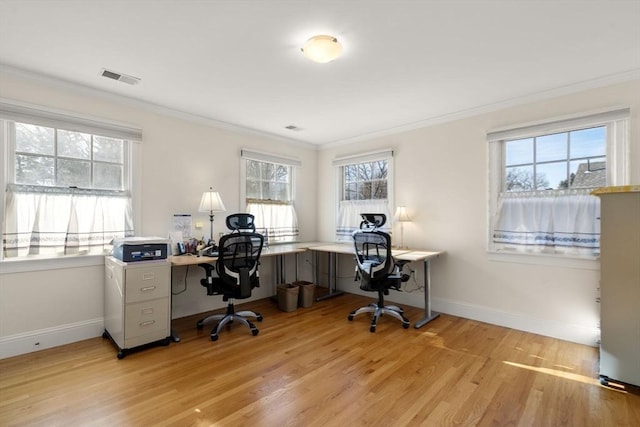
left=0, top=295, right=600, bottom=360
left=432, top=297, right=600, bottom=347
left=336, top=283, right=599, bottom=346
left=0, top=318, right=104, bottom=360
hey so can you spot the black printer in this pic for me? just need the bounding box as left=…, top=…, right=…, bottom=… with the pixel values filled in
left=111, top=237, right=169, bottom=262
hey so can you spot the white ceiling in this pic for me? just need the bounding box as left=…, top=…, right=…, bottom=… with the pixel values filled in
left=1, top=0, right=639, bottom=146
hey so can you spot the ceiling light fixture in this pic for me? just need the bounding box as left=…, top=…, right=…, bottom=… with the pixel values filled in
left=301, top=35, right=343, bottom=63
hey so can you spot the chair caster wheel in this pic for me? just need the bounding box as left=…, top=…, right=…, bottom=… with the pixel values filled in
left=257, top=315, right=263, bottom=322
left=252, top=329, right=259, bottom=336
left=211, top=334, right=219, bottom=341
left=196, top=321, right=204, bottom=329
left=370, top=326, right=376, bottom=333
left=117, top=350, right=126, bottom=359
left=403, top=323, right=410, bottom=329
left=348, top=315, right=354, bottom=321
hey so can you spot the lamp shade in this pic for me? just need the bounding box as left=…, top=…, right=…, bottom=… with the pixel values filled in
left=394, top=206, right=411, bottom=222
left=198, top=188, right=226, bottom=213
left=301, top=35, right=343, bottom=63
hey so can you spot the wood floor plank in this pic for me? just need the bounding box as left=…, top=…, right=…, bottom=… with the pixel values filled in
left=1, top=293, right=639, bottom=426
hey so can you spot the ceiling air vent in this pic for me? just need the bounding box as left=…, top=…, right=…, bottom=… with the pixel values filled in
left=100, top=68, right=141, bottom=85
left=285, top=125, right=302, bottom=131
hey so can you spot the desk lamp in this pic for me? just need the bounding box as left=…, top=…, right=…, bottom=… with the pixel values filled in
left=394, top=206, right=411, bottom=249
left=198, top=187, right=226, bottom=247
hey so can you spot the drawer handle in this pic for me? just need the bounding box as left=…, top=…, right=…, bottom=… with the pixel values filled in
left=142, top=273, right=155, bottom=280
left=140, top=286, right=156, bottom=292
left=139, top=320, right=156, bottom=327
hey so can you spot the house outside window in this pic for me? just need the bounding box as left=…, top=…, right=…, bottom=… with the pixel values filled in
left=1, top=101, right=140, bottom=260
left=488, top=108, right=629, bottom=259
left=333, top=150, right=393, bottom=241
left=241, top=150, right=300, bottom=243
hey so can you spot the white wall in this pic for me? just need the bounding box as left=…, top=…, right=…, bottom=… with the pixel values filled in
left=0, top=71, right=318, bottom=358
left=1, top=69, right=638, bottom=359
left=316, top=79, right=640, bottom=347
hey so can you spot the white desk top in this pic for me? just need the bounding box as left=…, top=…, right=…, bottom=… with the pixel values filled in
left=170, top=242, right=443, bottom=267
left=170, top=242, right=320, bottom=267
left=395, top=250, right=443, bottom=261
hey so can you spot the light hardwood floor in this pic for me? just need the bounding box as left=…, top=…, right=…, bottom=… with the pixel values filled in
left=1, top=292, right=639, bottom=426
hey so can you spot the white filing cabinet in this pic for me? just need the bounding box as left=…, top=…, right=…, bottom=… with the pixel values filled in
left=595, top=187, right=640, bottom=387
left=104, top=256, right=171, bottom=358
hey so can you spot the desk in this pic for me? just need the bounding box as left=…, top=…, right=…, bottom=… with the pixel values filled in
left=307, top=243, right=411, bottom=301
left=169, top=243, right=311, bottom=341
left=170, top=242, right=310, bottom=285
left=170, top=243, right=443, bottom=329
left=307, top=244, right=443, bottom=327
left=394, top=251, right=443, bottom=328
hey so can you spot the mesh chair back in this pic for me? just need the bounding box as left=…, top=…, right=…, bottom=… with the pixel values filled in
left=216, top=232, right=264, bottom=298
left=359, top=213, right=387, bottom=230
left=353, top=229, right=393, bottom=291
left=226, top=213, right=256, bottom=232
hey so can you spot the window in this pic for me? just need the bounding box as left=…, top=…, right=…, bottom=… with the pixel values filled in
left=333, top=150, right=393, bottom=240
left=488, top=108, right=629, bottom=258
left=1, top=101, right=140, bottom=260
left=241, top=150, right=299, bottom=243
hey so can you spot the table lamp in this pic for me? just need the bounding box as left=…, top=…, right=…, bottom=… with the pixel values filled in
left=394, top=206, right=411, bottom=249
left=198, top=187, right=226, bottom=246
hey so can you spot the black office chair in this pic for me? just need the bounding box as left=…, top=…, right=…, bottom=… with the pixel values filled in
left=197, top=213, right=264, bottom=341
left=348, top=213, right=410, bottom=332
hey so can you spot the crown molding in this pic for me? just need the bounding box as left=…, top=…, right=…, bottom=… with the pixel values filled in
left=321, top=68, right=640, bottom=150
left=0, top=63, right=318, bottom=150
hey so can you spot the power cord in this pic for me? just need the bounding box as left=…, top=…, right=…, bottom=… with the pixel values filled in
left=172, top=265, right=189, bottom=295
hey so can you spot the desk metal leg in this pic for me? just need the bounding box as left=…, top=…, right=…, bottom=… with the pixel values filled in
left=414, top=258, right=440, bottom=328
left=315, top=251, right=344, bottom=301
left=170, top=269, right=182, bottom=342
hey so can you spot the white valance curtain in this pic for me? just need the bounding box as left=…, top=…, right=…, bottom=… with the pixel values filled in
left=492, top=189, right=600, bottom=256
left=1, top=99, right=141, bottom=259
left=246, top=201, right=298, bottom=243
left=3, top=185, right=134, bottom=258
left=333, top=149, right=393, bottom=241
left=336, top=200, right=391, bottom=241
left=242, top=149, right=300, bottom=244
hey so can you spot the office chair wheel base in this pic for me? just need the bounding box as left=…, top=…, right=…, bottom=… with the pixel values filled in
left=117, top=350, right=126, bottom=359
left=196, top=320, right=204, bottom=329
left=370, top=325, right=376, bottom=333
left=402, top=323, right=410, bottom=329
left=210, top=334, right=219, bottom=341
left=348, top=314, right=355, bottom=321
left=257, top=315, right=263, bottom=322
left=252, top=329, right=259, bottom=336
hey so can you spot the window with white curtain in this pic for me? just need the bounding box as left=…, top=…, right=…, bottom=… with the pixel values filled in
left=241, top=149, right=299, bottom=243
left=333, top=150, right=393, bottom=241
left=1, top=100, right=139, bottom=260
left=488, top=108, right=629, bottom=259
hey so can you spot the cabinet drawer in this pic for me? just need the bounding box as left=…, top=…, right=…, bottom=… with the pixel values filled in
left=124, top=298, right=170, bottom=340
left=125, top=265, right=170, bottom=303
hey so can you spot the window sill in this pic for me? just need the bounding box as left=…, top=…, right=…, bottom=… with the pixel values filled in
left=487, top=250, right=599, bottom=270
left=0, top=254, right=106, bottom=274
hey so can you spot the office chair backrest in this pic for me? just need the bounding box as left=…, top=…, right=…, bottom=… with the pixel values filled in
left=226, top=213, right=256, bottom=233
left=217, top=213, right=263, bottom=299
left=359, top=213, right=387, bottom=230
left=352, top=228, right=394, bottom=291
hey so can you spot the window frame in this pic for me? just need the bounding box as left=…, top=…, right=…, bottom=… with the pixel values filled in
left=333, top=149, right=394, bottom=241
left=0, top=99, right=141, bottom=271
left=240, top=149, right=300, bottom=244
left=487, top=108, right=629, bottom=267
